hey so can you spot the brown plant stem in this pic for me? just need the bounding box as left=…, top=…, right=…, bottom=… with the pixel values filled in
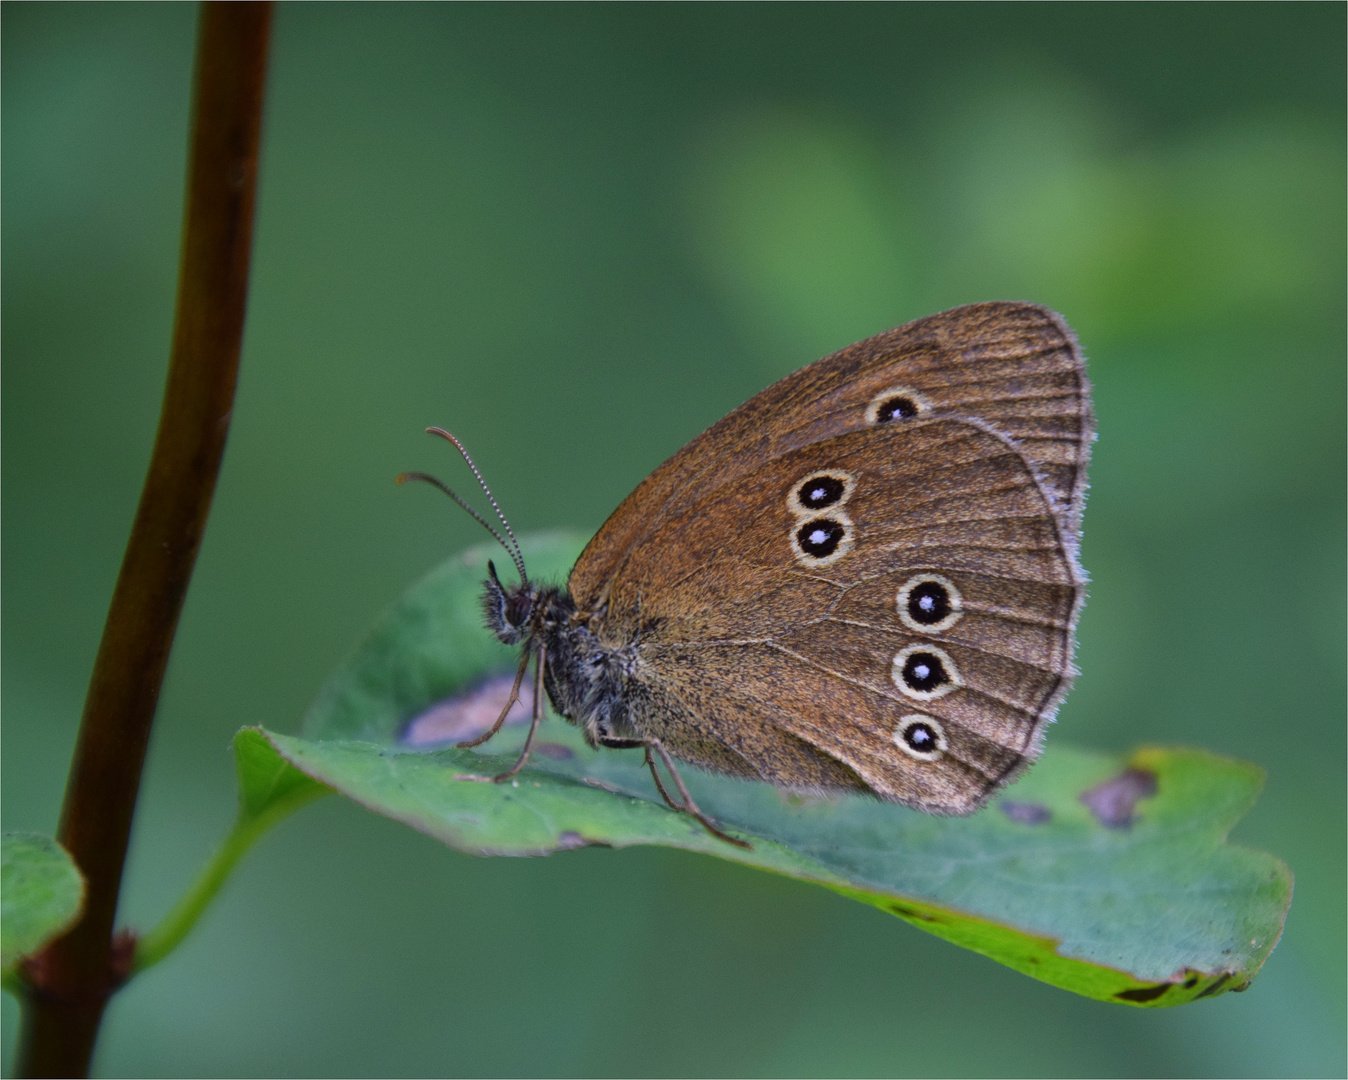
left=16, top=4, right=273, bottom=1076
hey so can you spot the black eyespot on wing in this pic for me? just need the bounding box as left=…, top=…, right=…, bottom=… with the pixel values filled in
left=903, top=721, right=938, bottom=752
left=796, top=518, right=845, bottom=558
left=901, top=650, right=949, bottom=693
left=896, top=574, right=962, bottom=634
left=891, top=644, right=961, bottom=700
left=875, top=395, right=920, bottom=422
left=906, top=580, right=952, bottom=625
left=893, top=713, right=947, bottom=760
left=797, top=475, right=846, bottom=510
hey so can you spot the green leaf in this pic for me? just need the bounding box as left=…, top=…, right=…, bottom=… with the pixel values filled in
left=268, top=531, right=1291, bottom=1006
left=2, top=833, right=85, bottom=975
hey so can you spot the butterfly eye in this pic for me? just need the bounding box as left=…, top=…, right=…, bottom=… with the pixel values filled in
left=896, top=573, right=963, bottom=633
left=892, top=643, right=963, bottom=700
left=505, top=592, right=533, bottom=627
left=866, top=386, right=929, bottom=425
left=894, top=714, right=948, bottom=761
left=789, top=512, right=854, bottom=568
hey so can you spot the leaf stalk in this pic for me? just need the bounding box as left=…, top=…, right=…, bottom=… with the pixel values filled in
left=131, top=782, right=330, bottom=976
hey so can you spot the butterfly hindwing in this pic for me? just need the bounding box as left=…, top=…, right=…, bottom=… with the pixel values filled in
left=600, top=416, right=1082, bottom=813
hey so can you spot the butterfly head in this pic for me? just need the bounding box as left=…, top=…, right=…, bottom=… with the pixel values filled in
left=482, top=559, right=541, bottom=646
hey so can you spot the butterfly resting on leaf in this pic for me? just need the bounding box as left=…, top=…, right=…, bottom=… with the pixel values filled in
left=401, top=301, right=1093, bottom=849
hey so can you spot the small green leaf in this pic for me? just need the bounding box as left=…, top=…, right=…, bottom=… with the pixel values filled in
left=233, top=727, right=332, bottom=824
left=2, top=833, right=85, bottom=974
left=268, top=532, right=1291, bottom=1006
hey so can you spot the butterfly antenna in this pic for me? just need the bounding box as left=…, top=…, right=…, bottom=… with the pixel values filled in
left=397, top=428, right=529, bottom=585
left=423, top=428, right=527, bottom=580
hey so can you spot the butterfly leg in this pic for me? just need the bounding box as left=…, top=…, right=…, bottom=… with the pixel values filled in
left=641, top=745, right=682, bottom=811
left=491, top=644, right=546, bottom=783
left=592, top=734, right=751, bottom=849
left=642, top=738, right=751, bottom=850
left=456, top=649, right=531, bottom=749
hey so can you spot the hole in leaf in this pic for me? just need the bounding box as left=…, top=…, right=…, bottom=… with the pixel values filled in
left=1080, top=768, right=1158, bottom=828
left=402, top=672, right=535, bottom=747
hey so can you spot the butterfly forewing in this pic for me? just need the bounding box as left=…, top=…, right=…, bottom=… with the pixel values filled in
left=570, top=302, right=1092, bottom=610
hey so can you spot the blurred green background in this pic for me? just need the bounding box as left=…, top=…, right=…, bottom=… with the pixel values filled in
left=3, top=3, right=1344, bottom=1076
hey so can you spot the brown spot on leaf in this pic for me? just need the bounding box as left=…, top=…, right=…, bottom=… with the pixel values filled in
left=533, top=742, right=574, bottom=761
left=402, top=673, right=535, bottom=747
left=1115, top=982, right=1171, bottom=1003
left=888, top=902, right=940, bottom=923
left=1001, top=800, right=1052, bottom=825
left=1195, top=973, right=1233, bottom=999
left=1080, top=768, right=1157, bottom=828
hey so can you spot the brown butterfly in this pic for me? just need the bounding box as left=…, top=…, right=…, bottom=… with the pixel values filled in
left=403, top=301, right=1092, bottom=847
